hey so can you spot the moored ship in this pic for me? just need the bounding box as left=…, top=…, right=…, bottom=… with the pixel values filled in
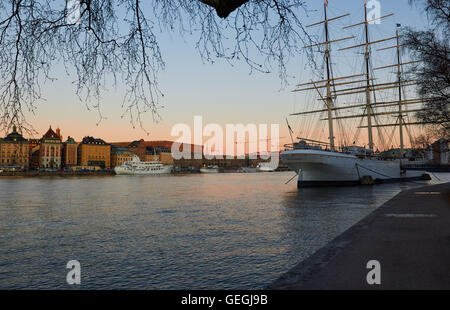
left=282, top=145, right=408, bottom=186
left=114, top=155, right=172, bottom=175
left=281, top=1, right=430, bottom=187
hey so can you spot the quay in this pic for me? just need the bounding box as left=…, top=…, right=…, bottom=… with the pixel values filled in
left=0, top=170, right=199, bottom=176
left=0, top=170, right=115, bottom=177
left=269, top=182, right=450, bottom=290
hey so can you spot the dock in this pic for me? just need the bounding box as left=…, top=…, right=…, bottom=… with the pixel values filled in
left=269, top=182, right=450, bottom=290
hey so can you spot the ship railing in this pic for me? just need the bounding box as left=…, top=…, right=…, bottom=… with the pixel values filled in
left=283, top=142, right=328, bottom=151
left=284, top=143, right=382, bottom=158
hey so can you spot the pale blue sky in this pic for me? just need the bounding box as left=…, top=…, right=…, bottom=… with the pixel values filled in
left=25, top=0, right=429, bottom=144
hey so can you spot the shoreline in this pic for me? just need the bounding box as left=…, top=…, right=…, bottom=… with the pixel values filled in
left=0, top=171, right=116, bottom=177
left=268, top=182, right=450, bottom=290
left=0, top=171, right=201, bottom=177
left=0, top=169, right=292, bottom=177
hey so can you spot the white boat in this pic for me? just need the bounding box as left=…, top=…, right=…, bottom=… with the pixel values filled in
left=281, top=2, right=427, bottom=187
left=114, top=155, right=172, bottom=175
left=256, top=163, right=277, bottom=172
left=200, top=165, right=220, bottom=173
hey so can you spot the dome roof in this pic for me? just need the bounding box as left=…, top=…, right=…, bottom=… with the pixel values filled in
left=3, top=126, right=27, bottom=142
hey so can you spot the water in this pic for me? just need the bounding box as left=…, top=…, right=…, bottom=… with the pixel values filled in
left=0, top=172, right=448, bottom=289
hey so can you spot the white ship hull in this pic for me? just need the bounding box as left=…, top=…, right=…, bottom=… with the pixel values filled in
left=256, top=165, right=276, bottom=172
left=114, top=165, right=173, bottom=175
left=281, top=149, right=423, bottom=187
left=200, top=168, right=220, bottom=174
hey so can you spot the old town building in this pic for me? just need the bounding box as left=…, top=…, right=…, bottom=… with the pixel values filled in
left=78, top=136, right=111, bottom=169
left=117, top=139, right=201, bottom=167
left=430, top=138, right=450, bottom=165
left=29, top=139, right=40, bottom=170
left=62, top=136, right=78, bottom=167
left=39, top=126, right=62, bottom=169
left=110, top=146, right=135, bottom=168
left=0, top=126, right=29, bottom=169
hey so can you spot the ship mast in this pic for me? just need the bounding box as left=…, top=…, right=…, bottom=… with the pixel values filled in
left=324, top=2, right=335, bottom=151
left=290, top=2, right=437, bottom=152
left=364, top=1, right=374, bottom=151
left=294, top=1, right=352, bottom=150
left=396, top=26, right=404, bottom=157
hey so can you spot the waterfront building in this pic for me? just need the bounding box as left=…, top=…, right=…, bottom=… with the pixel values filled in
left=144, top=154, right=159, bottom=162
left=39, top=126, right=62, bottom=169
left=203, top=157, right=247, bottom=169
left=124, top=140, right=200, bottom=161
left=144, top=146, right=172, bottom=164
left=0, top=126, right=29, bottom=169
left=127, top=139, right=149, bottom=161
left=126, top=140, right=202, bottom=167
left=28, top=139, right=39, bottom=166
left=28, top=139, right=40, bottom=170
left=78, top=136, right=111, bottom=169
left=110, top=146, right=135, bottom=168
left=158, top=152, right=174, bottom=166
left=30, top=150, right=40, bottom=170
left=62, top=136, right=78, bottom=167
left=28, top=139, right=40, bottom=151
left=112, top=140, right=197, bottom=167
left=430, top=139, right=450, bottom=165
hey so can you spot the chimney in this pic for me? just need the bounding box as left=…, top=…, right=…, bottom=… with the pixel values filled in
left=56, top=128, right=62, bottom=140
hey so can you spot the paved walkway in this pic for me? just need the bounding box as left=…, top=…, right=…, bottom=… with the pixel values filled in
left=269, top=182, right=450, bottom=290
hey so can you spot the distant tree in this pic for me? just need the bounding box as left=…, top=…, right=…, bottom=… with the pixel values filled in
left=405, top=0, right=450, bottom=138
left=411, top=132, right=434, bottom=149
left=0, top=0, right=314, bottom=133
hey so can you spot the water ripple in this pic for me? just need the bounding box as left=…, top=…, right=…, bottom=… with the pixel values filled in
left=0, top=172, right=447, bottom=289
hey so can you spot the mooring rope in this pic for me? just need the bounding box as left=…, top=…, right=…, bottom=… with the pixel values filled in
left=285, top=172, right=299, bottom=185
left=355, top=163, right=361, bottom=179
left=355, top=163, right=396, bottom=179
left=430, top=172, right=441, bottom=181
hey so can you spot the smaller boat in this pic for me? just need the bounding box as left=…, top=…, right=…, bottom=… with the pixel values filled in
left=200, top=165, right=220, bottom=173
left=114, top=155, right=172, bottom=175
left=256, top=163, right=277, bottom=172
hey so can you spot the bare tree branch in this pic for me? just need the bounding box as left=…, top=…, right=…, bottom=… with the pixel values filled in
left=0, top=0, right=314, bottom=134
left=404, top=0, right=450, bottom=138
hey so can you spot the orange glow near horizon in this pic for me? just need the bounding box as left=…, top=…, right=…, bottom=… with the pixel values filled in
left=17, top=118, right=424, bottom=154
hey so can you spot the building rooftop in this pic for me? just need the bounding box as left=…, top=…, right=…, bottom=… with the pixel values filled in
left=81, top=136, right=109, bottom=145
left=65, top=136, right=77, bottom=144
left=112, top=139, right=202, bottom=153
left=2, top=125, right=28, bottom=143
left=111, top=146, right=132, bottom=155
left=146, top=146, right=171, bottom=155
left=42, top=126, right=61, bottom=141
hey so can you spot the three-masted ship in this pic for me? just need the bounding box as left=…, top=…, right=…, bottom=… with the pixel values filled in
left=281, top=0, right=428, bottom=187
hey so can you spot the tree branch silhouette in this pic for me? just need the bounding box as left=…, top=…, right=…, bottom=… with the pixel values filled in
left=0, top=0, right=314, bottom=134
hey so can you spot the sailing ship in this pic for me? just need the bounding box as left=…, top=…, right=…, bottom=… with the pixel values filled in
left=114, top=155, right=172, bottom=175
left=281, top=0, right=430, bottom=187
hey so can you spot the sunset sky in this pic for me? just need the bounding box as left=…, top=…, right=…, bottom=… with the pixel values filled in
left=20, top=0, right=429, bottom=151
